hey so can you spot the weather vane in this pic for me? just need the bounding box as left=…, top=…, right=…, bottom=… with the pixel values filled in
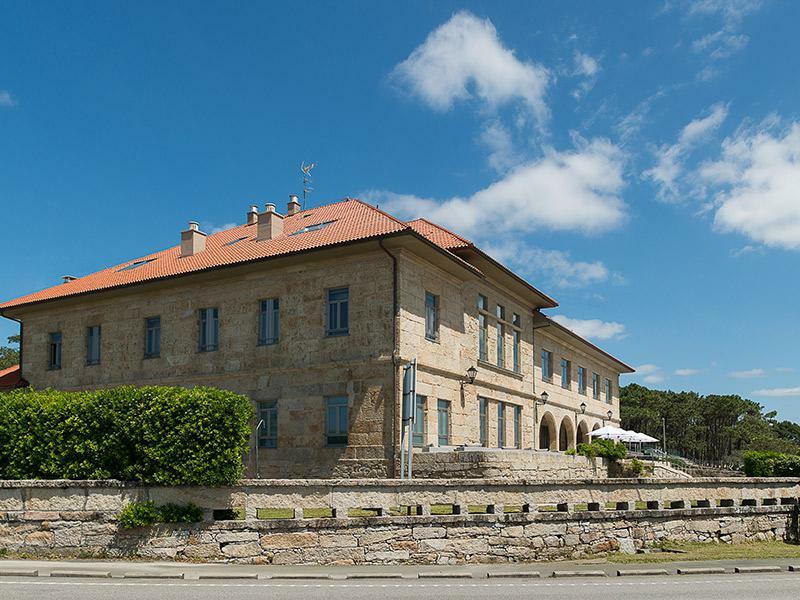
left=300, top=161, right=316, bottom=209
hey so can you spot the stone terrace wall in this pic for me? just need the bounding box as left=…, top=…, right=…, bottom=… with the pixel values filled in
left=412, top=449, right=607, bottom=480
left=1, top=479, right=798, bottom=564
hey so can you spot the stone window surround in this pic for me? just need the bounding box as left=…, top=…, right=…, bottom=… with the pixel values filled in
left=477, top=295, right=522, bottom=372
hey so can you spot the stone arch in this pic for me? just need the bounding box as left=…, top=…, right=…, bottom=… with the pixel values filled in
left=538, top=411, right=557, bottom=450
left=592, top=422, right=601, bottom=431
left=558, top=416, right=575, bottom=451
left=577, top=420, right=590, bottom=446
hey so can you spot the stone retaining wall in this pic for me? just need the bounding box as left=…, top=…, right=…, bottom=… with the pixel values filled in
left=1, top=479, right=798, bottom=564
left=411, top=449, right=607, bottom=479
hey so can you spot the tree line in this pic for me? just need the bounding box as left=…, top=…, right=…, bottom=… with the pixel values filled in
left=621, top=383, right=800, bottom=465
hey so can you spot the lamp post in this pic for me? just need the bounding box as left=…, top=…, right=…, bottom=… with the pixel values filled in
left=533, top=391, right=548, bottom=450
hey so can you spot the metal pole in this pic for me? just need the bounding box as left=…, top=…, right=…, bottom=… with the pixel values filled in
left=533, top=401, right=538, bottom=450
left=407, top=359, right=416, bottom=479
left=662, top=417, right=666, bottom=454
left=255, top=419, right=264, bottom=479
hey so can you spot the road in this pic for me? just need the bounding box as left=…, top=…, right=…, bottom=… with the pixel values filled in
left=1, top=574, right=800, bottom=599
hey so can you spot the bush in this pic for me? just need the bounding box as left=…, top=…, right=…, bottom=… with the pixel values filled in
left=118, top=501, right=160, bottom=529
left=118, top=501, right=204, bottom=529
left=576, top=438, right=627, bottom=461
left=744, top=450, right=800, bottom=477
left=0, top=386, right=253, bottom=485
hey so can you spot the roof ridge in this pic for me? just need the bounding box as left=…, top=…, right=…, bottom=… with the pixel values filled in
left=346, top=197, right=413, bottom=231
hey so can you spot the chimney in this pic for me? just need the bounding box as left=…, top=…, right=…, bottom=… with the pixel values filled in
left=257, top=203, right=284, bottom=241
left=180, top=221, right=206, bottom=257
left=287, top=194, right=301, bottom=216
left=247, top=205, right=259, bottom=225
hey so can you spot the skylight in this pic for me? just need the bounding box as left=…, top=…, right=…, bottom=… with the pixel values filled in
left=117, top=258, right=156, bottom=272
left=224, top=236, right=249, bottom=246
left=289, top=220, right=336, bottom=236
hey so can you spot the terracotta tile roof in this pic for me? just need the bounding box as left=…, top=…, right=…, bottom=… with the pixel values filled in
left=1, top=199, right=485, bottom=310
left=407, top=218, right=473, bottom=250
left=0, top=364, right=23, bottom=390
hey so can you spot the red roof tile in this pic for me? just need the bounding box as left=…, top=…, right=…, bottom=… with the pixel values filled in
left=0, top=199, right=468, bottom=310
left=407, top=218, right=473, bottom=250
left=0, top=364, right=23, bottom=390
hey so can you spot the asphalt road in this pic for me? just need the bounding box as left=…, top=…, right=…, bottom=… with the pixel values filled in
left=1, top=574, right=800, bottom=600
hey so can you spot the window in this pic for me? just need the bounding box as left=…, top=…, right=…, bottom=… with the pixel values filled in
left=605, top=378, right=613, bottom=404
left=257, top=401, right=278, bottom=448
left=497, top=402, right=506, bottom=447
left=437, top=400, right=450, bottom=446
left=258, top=298, right=279, bottom=345
left=578, top=367, right=587, bottom=395
left=512, top=313, right=521, bottom=373
left=289, top=220, right=336, bottom=236
left=86, top=325, right=101, bottom=365
left=561, top=359, right=571, bottom=389
left=412, top=395, right=426, bottom=447
left=479, top=397, right=488, bottom=447
left=424, top=292, right=439, bottom=341
left=592, top=372, right=600, bottom=399
left=117, top=258, right=155, bottom=272
left=326, top=287, right=349, bottom=336
left=224, top=236, right=248, bottom=246
left=325, top=396, right=349, bottom=446
left=513, top=405, right=522, bottom=449
left=48, top=332, right=62, bottom=370
left=478, top=295, right=488, bottom=361
left=144, top=317, right=161, bottom=358
left=496, top=305, right=505, bottom=368
left=199, top=308, right=219, bottom=352
left=541, top=349, right=553, bottom=381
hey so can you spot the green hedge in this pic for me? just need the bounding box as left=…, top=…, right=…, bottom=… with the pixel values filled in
left=743, top=450, right=800, bottom=477
left=576, top=438, right=628, bottom=461
left=118, top=501, right=204, bottom=529
left=0, top=386, right=253, bottom=485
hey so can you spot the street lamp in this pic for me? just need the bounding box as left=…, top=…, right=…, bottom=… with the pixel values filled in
left=575, top=401, right=587, bottom=446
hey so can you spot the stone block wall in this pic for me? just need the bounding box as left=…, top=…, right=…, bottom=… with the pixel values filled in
left=1, top=479, right=798, bottom=564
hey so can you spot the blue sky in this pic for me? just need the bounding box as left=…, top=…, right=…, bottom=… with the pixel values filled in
left=2, top=1, right=799, bottom=420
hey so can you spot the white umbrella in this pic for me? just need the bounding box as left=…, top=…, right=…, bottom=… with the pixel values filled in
left=588, top=426, right=627, bottom=440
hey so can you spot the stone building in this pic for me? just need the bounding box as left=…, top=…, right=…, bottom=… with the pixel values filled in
left=0, top=197, right=633, bottom=478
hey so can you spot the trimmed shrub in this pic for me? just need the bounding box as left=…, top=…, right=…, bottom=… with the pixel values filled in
left=118, top=501, right=160, bottom=529
left=744, top=450, right=800, bottom=477
left=576, top=438, right=628, bottom=461
left=118, top=501, right=204, bottom=529
left=0, top=386, right=253, bottom=485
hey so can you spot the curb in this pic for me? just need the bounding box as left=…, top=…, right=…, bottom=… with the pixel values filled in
left=418, top=572, right=473, bottom=579
left=734, top=566, right=782, bottom=574
left=48, top=570, right=111, bottom=578
left=197, top=573, right=258, bottom=580
left=552, top=570, right=607, bottom=578
left=345, top=573, right=405, bottom=579
left=677, top=567, right=726, bottom=575
left=487, top=571, right=541, bottom=578
left=0, top=570, right=38, bottom=578
left=122, top=572, right=185, bottom=580
left=617, top=569, right=670, bottom=577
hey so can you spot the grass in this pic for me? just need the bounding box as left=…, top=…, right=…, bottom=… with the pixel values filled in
left=609, top=541, right=800, bottom=564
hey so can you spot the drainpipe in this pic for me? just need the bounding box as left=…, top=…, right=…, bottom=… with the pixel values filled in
left=0, top=311, right=23, bottom=385
left=378, top=240, right=399, bottom=477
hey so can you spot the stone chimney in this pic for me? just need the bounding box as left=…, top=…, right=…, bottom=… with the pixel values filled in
left=180, top=221, right=206, bottom=257
left=247, top=205, right=259, bottom=225
left=287, top=194, right=301, bottom=216
left=257, top=204, right=284, bottom=241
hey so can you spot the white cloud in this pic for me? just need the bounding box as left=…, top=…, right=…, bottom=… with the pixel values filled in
left=686, top=0, right=762, bottom=61
left=367, top=137, right=627, bottom=238
left=483, top=241, right=612, bottom=289
left=632, top=364, right=664, bottom=384
left=645, top=102, right=728, bottom=201
left=204, top=222, right=238, bottom=234
left=0, top=91, right=16, bottom=107
left=636, top=364, right=660, bottom=375
left=644, top=374, right=665, bottom=384
left=729, top=368, right=767, bottom=378
left=775, top=367, right=795, bottom=373
left=571, top=51, right=601, bottom=100
left=391, top=11, right=550, bottom=125
left=751, top=386, right=800, bottom=398
left=552, top=316, right=626, bottom=341
left=479, top=120, right=520, bottom=173
left=700, top=120, right=800, bottom=250
left=675, top=368, right=703, bottom=376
